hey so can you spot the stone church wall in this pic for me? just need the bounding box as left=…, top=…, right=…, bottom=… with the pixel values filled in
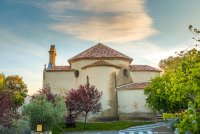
left=130, top=71, right=160, bottom=82
left=83, top=66, right=119, bottom=120
left=117, top=89, right=155, bottom=121
left=43, top=71, right=76, bottom=95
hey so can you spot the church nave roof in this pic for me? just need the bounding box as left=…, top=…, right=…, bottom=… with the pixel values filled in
left=129, top=65, right=161, bottom=72
left=116, top=82, right=150, bottom=90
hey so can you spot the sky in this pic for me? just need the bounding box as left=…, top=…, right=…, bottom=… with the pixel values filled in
left=0, top=0, right=200, bottom=95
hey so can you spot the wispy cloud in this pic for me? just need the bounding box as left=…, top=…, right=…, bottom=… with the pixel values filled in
left=109, top=40, right=196, bottom=68
left=36, top=0, right=157, bottom=43
left=0, top=29, right=46, bottom=58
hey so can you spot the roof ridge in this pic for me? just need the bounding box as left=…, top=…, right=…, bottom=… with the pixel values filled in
left=129, top=65, right=161, bottom=72
left=116, top=82, right=150, bottom=89
left=68, top=43, right=133, bottom=63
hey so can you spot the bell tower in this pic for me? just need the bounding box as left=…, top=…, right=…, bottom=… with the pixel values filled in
left=48, top=45, right=56, bottom=69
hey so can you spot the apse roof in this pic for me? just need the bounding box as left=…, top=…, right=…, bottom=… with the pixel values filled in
left=68, top=43, right=133, bottom=63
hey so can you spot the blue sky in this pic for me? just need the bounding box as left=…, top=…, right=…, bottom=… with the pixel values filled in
left=0, top=0, right=200, bottom=94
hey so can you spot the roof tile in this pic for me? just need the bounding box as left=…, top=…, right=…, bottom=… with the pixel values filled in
left=117, top=82, right=150, bottom=89
left=68, top=43, right=133, bottom=63
left=130, top=65, right=161, bottom=72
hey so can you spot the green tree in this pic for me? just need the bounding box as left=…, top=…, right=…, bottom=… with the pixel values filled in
left=0, top=74, right=27, bottom=108
left=5, top=75, right=27, bottom=107
left=0, top=73, right=5, bottom=89
left=145, top=75, right=187, bottom=113
left=145, top=48, right=200, bottom=133
left=0, top=73, right=27, bottom=129
left=23, top=86, right=66, bottom=131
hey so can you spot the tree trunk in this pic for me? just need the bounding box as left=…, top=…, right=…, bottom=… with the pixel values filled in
left=84, top=113, right=88, bottom=124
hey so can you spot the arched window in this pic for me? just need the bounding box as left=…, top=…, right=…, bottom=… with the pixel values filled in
left=123, top=69, right=128, bottom=77
left=74, top=70, right=79, bottom=78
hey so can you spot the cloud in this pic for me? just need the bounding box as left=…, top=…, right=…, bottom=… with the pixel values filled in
left=108, top=40, right=197, bottom=68
left=39, top=0, right=157, bottom=43
left=0, top=29, right=46, bottom=58
left=108, top=42, right=164, bottom=66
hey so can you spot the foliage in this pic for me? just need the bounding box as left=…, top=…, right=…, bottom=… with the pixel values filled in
left=145, top=48, right=200, bottom=113
left=145, top=44, right=200, bottom=133
left=163, top=102, right=200, bottom=134
left=65, top=83, right=103, bottom=123
left=0, top=90, right=20, bottom=128
left=5, top=75, right=27, bottom=107
left=0, top=117, right=30, bottom=134
left=0, top=73, right=5, bottom=89
left=23, top=86, right=66, bottom=131
left=189, top=25, right=200, bottom=42
left=0, top=73, right=27, bottom=128
left=32, top=83, right=56, bottom=104
left=0, top=73, right=27, bottom=108
left=144, top=75, right=187, bottom=112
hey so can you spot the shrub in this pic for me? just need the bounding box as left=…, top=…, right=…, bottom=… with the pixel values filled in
left=23, top=87, right=66, bottom=131
left=0, top=117, right=30, bottom=134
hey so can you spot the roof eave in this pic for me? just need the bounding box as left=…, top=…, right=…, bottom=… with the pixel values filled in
left=68, top=57, right=133, bottom=64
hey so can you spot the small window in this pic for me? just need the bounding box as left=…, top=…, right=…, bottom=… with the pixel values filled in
left=123, top=69, right=128, bottom=77
left=86, top=75, right=89, bottom=84
left=74, top=70, right=79, bottom=78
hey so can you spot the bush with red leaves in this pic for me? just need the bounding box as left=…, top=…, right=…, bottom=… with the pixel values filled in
left=65, top=83, right=102, bottom=123
left=0, top=91, right=19, bottom=128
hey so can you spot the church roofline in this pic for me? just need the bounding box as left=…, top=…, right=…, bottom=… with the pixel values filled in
left=116, top=82, right=150, bottom=90
left=45, top=66, right=74, bottom=72
left=82, top=60, right=121, bottom=70
left=68, top=43, right=133, bottom=64
left=129, top=65, right=162, bottom=72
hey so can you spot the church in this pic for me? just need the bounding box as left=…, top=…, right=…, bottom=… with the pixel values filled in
left=43, top=43, right=161, bottom=121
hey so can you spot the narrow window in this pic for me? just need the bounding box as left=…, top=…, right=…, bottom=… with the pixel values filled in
left=74, top=70, right=79, bottom=78
left=123, top=69, right=128, bottom=77
left=86, top=75, right=89, bottom=84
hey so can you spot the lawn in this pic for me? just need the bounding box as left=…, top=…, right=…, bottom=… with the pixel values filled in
left=52, top=121, right=154, bottom=134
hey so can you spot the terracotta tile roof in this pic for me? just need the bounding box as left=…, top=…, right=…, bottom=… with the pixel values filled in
left=46, top=66, right=74, bottom=72
left=68, top=43, right=133, bottom=63
left=116, top=82, right=150, bottom=89
left=82, top=60, right=121, bottom=69
left=129, top=65, right=162, bottom=72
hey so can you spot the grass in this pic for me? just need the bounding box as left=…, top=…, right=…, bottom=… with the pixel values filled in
left=52, top=121, right=154, bottom=134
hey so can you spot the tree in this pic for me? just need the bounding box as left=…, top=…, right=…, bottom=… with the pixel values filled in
left=23, top=86, right=66, bottom=131
left=0, top=73, right=27, bottom=128
left=145, top=75, right=187, bottom=113
left=5, top=75, right=27, bottom=107
left=145, top=47, right=200, bottom=133
left=65, top=83, right=103, bottom=124
left=0, top=90, right=19, bottom=128
left=189, top=25, right=200, bottom=42
left=145, top=48, right=200, bottom=113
